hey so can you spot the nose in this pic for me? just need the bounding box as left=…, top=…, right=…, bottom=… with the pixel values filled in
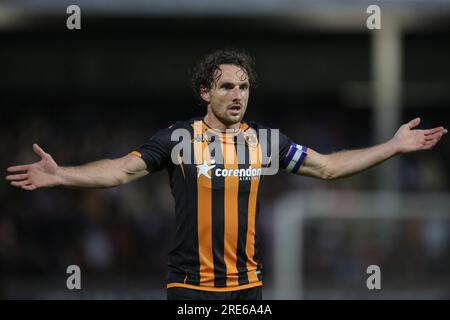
left=231, top=86, right=242, bottom=101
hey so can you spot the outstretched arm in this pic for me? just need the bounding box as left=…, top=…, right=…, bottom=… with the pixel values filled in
left=6, top=144, right=149, bottom=190
left=297, top=118, right=447, bottom=180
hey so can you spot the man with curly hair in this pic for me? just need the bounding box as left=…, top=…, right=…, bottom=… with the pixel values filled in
left=6, top=49, right=447, bottom=300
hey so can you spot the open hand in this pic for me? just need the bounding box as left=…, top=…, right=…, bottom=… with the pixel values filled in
left=6, top=144, right=61, bottom=190
left=392, top=117, right=447, bottom=154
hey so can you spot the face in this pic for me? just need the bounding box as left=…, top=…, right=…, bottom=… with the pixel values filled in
left=201, top=64, right=250, bottom=127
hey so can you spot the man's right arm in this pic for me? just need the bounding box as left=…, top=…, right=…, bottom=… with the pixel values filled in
left=6, top=144, right=149, bottom=190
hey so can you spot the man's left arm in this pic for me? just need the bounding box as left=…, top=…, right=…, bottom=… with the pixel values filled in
left=296, top=117, right=447, bottom=180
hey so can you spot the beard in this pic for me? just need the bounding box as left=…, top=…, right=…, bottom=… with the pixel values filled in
left=211, top=105, right=246, bottom=127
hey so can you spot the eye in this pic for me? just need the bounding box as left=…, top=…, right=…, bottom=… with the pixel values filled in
left=222, top=84, right=234, bottom=90
left=240, top=84, right=249, bottom=90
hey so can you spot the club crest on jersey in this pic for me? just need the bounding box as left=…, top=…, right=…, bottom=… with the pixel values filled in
left=244, top=133, right=258, bottom=148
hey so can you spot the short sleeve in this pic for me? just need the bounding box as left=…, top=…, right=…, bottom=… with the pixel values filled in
left=132, top=127, right=172, bottom=172
left=279, top=131, right=309, bottom=173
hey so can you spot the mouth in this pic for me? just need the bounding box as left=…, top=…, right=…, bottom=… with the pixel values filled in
left=228, top=104, right=242, bottom=116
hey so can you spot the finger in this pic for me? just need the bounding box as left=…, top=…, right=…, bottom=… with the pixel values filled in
left=6, top=173, right=28, bottom=181
left=11, top=180, right=30, bottom=187
left=421, top=142, right=433, bottom=150
left=33, top=143, right=47, bottom=158
left=22, top=184, right=37, bottom=191
left=424, top=127, right=445, bottom=135
left=407, top=117, right=421, bottom=129
left=425, top=132, right=443, bottom=141
left=7, top=165, right=30, bottom=173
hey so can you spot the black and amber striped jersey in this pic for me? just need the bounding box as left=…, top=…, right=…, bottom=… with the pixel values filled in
left=131, top=118, right=308, bottom=292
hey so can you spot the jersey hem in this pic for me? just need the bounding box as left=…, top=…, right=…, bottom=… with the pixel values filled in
left=167, top=281, right=263, bottom=292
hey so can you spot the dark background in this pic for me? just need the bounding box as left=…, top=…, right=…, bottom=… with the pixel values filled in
left=1, top=4, right=449, bottom=299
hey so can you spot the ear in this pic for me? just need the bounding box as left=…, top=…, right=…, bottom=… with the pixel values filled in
left=200, top=86, right=211, bottom=103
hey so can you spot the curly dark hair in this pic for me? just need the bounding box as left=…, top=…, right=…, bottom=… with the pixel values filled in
left=191, top=48, right=258, bottom=106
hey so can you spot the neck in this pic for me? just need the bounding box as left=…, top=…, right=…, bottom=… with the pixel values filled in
left=203, top=111, right=241, bottom=131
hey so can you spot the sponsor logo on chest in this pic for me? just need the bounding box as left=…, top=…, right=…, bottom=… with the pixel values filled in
left=196, top=160, right=261, bottom=181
